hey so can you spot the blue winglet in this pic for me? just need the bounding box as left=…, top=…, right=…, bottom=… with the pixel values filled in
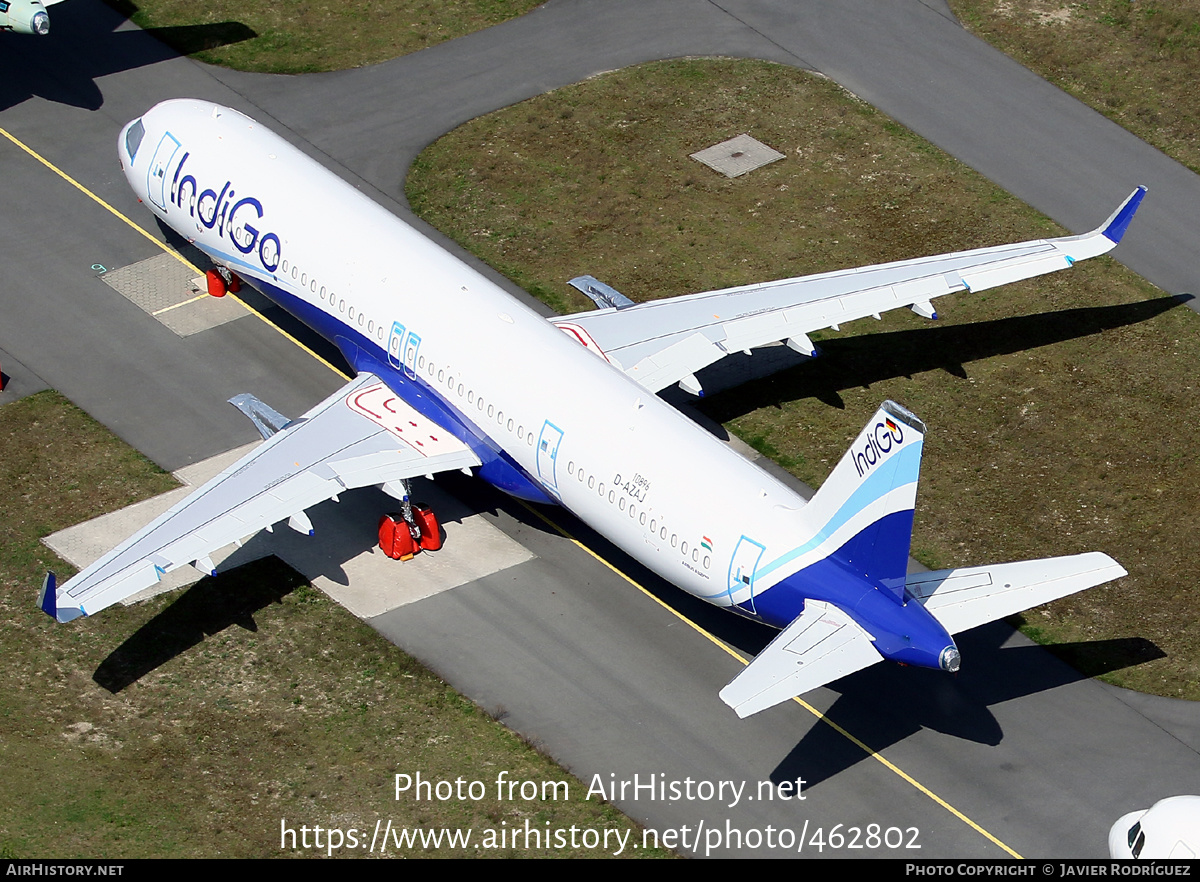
left=1102, top=186, right=1147, bottom=244
left=39, top=571, right=57, bottom=620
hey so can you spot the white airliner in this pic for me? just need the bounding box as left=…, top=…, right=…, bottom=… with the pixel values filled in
left=41, top=99, right=1145, bottom=718
left=1, top=0, right=64, bottom=35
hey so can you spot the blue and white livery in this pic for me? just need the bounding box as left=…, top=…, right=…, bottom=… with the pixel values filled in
left=40, top=99, right=1143, bottom=717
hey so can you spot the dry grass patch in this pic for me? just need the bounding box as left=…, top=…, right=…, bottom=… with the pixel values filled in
left=950, top=0, right=1200, bottom=172
left=406, top=58, right=1200, bottom=700
left=104, top=0, right=542, bottom=73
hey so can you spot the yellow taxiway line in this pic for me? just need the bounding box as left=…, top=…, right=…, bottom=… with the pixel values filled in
left=0, top=125, right=350, bottom=380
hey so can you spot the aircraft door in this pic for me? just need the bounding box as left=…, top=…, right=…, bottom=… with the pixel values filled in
left=403, top=332, right=421, bottom=380
left=146, top=132, right=182, bottom=211
left=536, top=422, right=564, bottom=497
left=387, top=322, right=405, bottom=370
left=728, top=536, right=766, bottom=613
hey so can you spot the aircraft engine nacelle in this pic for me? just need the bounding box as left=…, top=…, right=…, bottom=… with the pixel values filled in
left=1, top=0, right=51, bottom=34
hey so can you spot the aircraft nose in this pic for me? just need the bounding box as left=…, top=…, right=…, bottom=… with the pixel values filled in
left=939, top=644, right=962, bottom=673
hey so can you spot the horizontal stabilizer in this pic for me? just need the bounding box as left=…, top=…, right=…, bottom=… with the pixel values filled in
left=907, top=552, right=1127, bottom=635
left=719, top=600, right=883, bottom=718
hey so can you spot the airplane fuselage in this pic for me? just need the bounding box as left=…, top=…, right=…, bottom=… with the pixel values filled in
left=119, top=100, right=956, bottom=672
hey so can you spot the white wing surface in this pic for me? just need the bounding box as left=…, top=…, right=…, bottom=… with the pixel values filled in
left=555, top=188, right=1146, bottom=395
left=907, top=552, right=1127, bottom=636
left=41, top=373, right=480, bottom=622
left=719, top=600, right=883, bottom=718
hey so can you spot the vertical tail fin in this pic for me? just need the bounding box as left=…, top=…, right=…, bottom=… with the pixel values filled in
left=802, top=401, right=925, bottom=601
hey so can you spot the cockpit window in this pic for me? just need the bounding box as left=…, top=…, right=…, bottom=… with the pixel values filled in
left=1128, top=821, right=1141, bottom=849
left=125, top=119, right=145, bottom=163
left=1129, top=821, right=1145, bottom=858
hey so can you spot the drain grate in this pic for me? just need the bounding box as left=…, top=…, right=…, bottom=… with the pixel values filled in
left=690, top=134, right=786, bottom=178
left=100, top=253, right=248, bottom=336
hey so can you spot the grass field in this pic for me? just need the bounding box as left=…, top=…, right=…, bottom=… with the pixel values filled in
left=104, top=0, right=542, bottom=73
left=0, top=392, right=659, bottom=858
left=405, top=58, right=1200, bottom=700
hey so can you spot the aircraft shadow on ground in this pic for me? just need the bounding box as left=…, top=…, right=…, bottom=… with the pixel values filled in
left=695, top=295, right=1192, bottom=420
left=769, top=626, right=1165, bottom=791
left=0, top=0, right=254, bottom=112
left=92, top=555, right=303, bottom=693
left=90, top=479, right=481, bottom=691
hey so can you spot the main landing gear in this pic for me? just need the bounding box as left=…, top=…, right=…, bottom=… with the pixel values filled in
left=377, top=480, right=442, bottom=561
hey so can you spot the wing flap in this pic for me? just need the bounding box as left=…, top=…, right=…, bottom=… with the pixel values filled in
left=907, top=552, right=1127, bottom=635
left=719, top=600, right=883, bottom=718
left=46, top=373, right=481, bottom=622
left=626, top=331, right=725, bottom=391
left=958, top=251, right=1073, bottom=293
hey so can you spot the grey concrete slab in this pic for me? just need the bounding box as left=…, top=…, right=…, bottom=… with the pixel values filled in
left=691, top=133, right=787, bottom=178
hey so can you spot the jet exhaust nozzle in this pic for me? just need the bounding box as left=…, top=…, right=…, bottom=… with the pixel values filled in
left=940, top=645, right=962, bottom=673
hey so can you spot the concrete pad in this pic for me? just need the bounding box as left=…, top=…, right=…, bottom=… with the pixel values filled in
left=44, top=445, right=534, bottom=618
left=43, top=443, right=258, bottom=597
left=100, top=253, right=248, bottom=336
left=690, top=133, right=785, bottom=178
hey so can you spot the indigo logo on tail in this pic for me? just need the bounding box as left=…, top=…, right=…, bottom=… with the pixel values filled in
left=853, top=417, right=904, bottom=477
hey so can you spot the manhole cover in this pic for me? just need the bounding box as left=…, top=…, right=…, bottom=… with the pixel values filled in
left=690, top=134, right=786, bottom=178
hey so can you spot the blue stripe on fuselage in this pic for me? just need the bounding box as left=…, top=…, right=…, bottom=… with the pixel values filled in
left=214, top=255, right=556, bottom=505
left=755, top=442, right=922, bottom=583
left=745, top=510, right=950, bottom=669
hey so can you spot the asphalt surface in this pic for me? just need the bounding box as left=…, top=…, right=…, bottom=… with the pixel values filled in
left=3, top=0, right=1199, bottom=858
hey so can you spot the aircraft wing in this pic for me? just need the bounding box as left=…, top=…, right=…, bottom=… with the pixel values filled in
left=40, top=373, right=480, bottom=623
left=555, top=187, right=1146, bottom=395
left=906, top=551, right=1127, bottom=635
left=719, top=600, right=883, bottom=718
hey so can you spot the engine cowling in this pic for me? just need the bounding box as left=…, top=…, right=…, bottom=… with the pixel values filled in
left=1, top=0, right=52, bottom=35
